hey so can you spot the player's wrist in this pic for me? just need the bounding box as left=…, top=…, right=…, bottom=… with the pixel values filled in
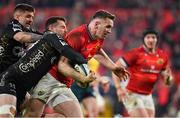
left=165, top=75, right=173, bottom=85
left=115, top=85, right=121, bottom=89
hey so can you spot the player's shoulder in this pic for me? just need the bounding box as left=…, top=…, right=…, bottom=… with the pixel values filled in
left=156, top=48, right=168, bottom=57
left=65, top=25, right=87, bottom=42
left=130, top=46, right=142, bottom=52
left=5, top=19, right=23, bottom=32
left=69, top=24, right=86, bottom=35
left=157, top=48, right=167, bottom=54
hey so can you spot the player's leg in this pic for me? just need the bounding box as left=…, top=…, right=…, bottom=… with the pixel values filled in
left=123, top=92, right=149, bottom=117
left=71, top=82, right=98, bottom=117
left=82, top=96, right=98, bottom=117
left=0, top=94, right=17, bottom=117
left=49, top=89, right=83, bottom=117
left=144, top=94, right=155, bottom=117
left=23, top=98, right=45, bottom=117
left=0, top=72, right=17, bottom=117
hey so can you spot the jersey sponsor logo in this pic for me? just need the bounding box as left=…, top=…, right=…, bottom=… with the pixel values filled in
left=140, top=68, right=160, bottom=74
left=19, top=50, right=44, bottom=73
left=0, top=46, right=5, bottom=56
left=157, top=59, right=164, bottom=64
left=37, top=90, right=45, bottom=96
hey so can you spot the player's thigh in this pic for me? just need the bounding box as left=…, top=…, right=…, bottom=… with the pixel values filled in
left=0, top=94, right=17, bottom=116
left=28, top=98, right=45, bottom=112
left=54, top=100, right=83, bottom=117
left=0, top=72, right=17, bottom=116
left=50, top=89, right=83, bottom=117
left=123, top=92, right=145, bottom=114
left=143, top=94, right=155, bottom=117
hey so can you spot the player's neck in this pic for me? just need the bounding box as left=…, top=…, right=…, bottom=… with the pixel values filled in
left=88, top=22, right=97, bottom=40
left=143, top=45, right=156, bottom=54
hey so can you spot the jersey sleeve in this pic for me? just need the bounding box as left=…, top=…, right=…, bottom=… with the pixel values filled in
left=6, top=21, right=23, bottom=39
left=122, top=48, right=138, bottom=67
left=44, top=33, right=87, bottom=64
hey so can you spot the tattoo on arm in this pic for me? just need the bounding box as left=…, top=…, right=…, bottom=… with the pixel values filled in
left=25, top=32, right=42, bottom=42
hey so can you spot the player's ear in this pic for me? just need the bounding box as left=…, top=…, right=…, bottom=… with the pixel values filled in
left=94, top=21, right=100, bottom=29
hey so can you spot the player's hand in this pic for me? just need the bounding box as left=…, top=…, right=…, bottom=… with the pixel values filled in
left=77, top=71, right=96, bottom=88
left=162, top=68, right=173, bottom=85
left=83, top=71, right=96, bottom=83
left=112, top=66, right=130, bottom=81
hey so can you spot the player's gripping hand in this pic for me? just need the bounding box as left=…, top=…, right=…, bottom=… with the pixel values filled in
left=77, top=71, right=96, bottom=88
left=84, top=71, right=96, bottom=83
left=112, top=66, right=130, bottom=81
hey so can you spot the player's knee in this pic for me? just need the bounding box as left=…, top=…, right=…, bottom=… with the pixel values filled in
left=0, top=105, right=16, bottom=117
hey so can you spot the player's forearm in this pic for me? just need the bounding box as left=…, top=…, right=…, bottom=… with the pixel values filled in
left=62, top=46, right=87, bottom=65
left=57, top=61, right=85, bottom=82
left=94, top=49, right=116, bottom=70
left=14, top=32, right=42, bottom=43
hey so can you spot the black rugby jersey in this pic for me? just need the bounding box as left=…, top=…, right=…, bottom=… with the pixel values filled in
left=8, top=32, right=87, bottom=90
left=0, top=19, right=37, bottom=73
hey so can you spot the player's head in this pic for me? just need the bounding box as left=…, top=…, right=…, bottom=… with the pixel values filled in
left=45, top=16, right=67, bottom=37
left=13, top=3, right=35, bottom=29
left=89, top=10, right=115, bottom=39
left=142, top=28, right=159, bottom=51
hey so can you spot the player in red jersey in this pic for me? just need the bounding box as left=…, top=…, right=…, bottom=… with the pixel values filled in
left=65, top=10, right=128, bottom=117
left=24, top=10, right=128, bottom=117
left=112, top=28, right=173, bottom=117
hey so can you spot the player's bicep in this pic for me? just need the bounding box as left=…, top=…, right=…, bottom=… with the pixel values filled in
left=45, top=33, right=87, bottom=64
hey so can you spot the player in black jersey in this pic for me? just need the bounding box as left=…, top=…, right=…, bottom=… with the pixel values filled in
left=0, top=3, right=42, bottom=73
left=0, top=32, right=96, bottom=117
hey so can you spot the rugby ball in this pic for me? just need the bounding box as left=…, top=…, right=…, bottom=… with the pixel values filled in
left=74, top=64, right=90, bottom=88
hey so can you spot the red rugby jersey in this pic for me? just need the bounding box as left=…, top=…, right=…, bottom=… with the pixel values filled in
left=122, top=46, right=168, bottom=94
left=49, top=24, right=104, bottom=87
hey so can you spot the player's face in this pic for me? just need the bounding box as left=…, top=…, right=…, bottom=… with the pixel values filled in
left=17, top=11, right=34, bottom=29
left=53, top=20, right=67, bottom=37
left=95, top=18, right=114, bottom=39
left=144, top=34, right=157, bottom=50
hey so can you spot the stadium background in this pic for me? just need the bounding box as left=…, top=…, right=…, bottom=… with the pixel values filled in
left=0, top=0, right=180, bottom=117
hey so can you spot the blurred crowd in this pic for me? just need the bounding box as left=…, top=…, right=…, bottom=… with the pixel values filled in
left=0, top=0, right=180, bottom=117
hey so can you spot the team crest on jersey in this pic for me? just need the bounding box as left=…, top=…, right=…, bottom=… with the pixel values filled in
left=157, top=59, right=164, bottom=64
left=38, top=90, right=45, bottom=96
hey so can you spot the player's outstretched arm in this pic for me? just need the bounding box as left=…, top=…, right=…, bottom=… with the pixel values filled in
left=14, top=32, right=42, bottom=43
left=44, top=32, right=87, bottom=65
left=94, top=48, right=129, bottom=80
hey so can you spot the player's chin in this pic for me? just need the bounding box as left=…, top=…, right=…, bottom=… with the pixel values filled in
left=76, top=81, right=89, bottom=88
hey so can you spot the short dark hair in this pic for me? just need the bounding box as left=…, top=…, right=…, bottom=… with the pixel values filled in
left=143, top=28, right=159, bottom=38
left=142, top=28, right=160, bottom=45
left=92, top=10, right=115, bottom=20
left=45, top=16, right=66, bottom=30
left=14, top=3, right=35, bottom=13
